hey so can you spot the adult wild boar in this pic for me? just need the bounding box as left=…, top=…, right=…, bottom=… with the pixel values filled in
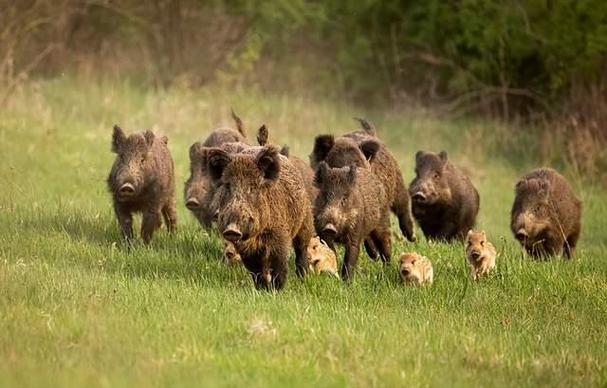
left=409, top=151, right=479, bottom=241
left=314, top=162, right=392, bottom=280
left=184, top=111, right=248, bottom=228
left=207, top=145, right=314, bottom=290
left=108, top=126, right=177, bottom=244
left=511, top=168, right=582, bottom=258
left=310, top=118, right=416, bottom=243
left=257, top=124, right=317, bottom=203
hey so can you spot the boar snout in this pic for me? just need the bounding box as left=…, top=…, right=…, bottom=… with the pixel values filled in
left=411, top=191, right=426, bottom=202
left=470, top=250, right=481, bottom=260
left=515, top=229, right=528, bottom=242
left=118, top=182, right=136, bottom=199
left=401, top=268, right=410, bottom=276
left=185, top=197, right=200, bottom=210
left=322, top=223, right=338, bottom=239
left=222, top=223, right=243, bottom=242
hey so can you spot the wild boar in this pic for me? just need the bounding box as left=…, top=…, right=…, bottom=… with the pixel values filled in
left=207, top=145, right=314, bottom=290
left=511, top=168, right=582, bottom=258
left=184, top=111, right=248, bottom=228
left=409, top=150, right=479, bottom=241
left=313, top=162, right=391, bottom=280
left=107, top=125, right=177, bottom=244
left=465, top=230, right=497, bottom=280
left=310, top=118, right=416, bottom=243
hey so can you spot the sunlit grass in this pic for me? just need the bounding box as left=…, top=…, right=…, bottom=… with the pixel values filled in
left=0, top=78, right=605, bottom=387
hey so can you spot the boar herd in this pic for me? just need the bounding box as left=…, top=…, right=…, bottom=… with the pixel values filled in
left=107, top=112, right=583, bottom=291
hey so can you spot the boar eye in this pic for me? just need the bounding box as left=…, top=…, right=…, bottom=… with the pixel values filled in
left=480, top=241, right=485, bottom=247
left=433, top=172, right=440, bottom=180
left=140, top=155, right=146, bottom=163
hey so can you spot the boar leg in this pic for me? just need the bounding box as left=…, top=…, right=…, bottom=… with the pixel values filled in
left=393, top=189, right=417, bottom=242
left=269, top=237, right=290, bottom=290
left=564, top=229, right=580, bottom=259
left=293, top=212, right=314, bottom=277
left=341, top=236, right=361, bottom=281
left=241, top=252, right=270, bottom=290
left=371, top=229, right=392, bottom=264
left=162, top=198, right=177, bottom=233
left=113, top=203, right=134, bottom=243
left=141, top=209, right=162, bottom=244
left=364, top=238, right=379, bottom=260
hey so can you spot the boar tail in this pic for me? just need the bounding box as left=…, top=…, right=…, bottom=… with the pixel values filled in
left=354, top=117, right=376, bottom=136
left=231, top=108, right=246, bottom=137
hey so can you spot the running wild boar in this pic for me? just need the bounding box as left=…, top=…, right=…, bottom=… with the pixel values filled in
left=207, top=145, right=314, bottom=290
left=313, top=162, right=391, bottom=280
left=108, top=126, right=177, bottom=244
left=409, top=150, right=479, bottom=241
left=310, top=118, right=416, bottom=243
left=511, top=168, right=581, bottom=258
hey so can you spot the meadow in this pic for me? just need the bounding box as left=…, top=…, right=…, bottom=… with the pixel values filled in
left=0, top=77, right=606, bottom=387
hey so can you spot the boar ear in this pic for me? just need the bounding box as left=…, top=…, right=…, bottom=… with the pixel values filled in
left=439, top=150, right=448, bottom=163
left=256, top=146, right=280, bottom=180
left=231, top=108, right=246, bottom=137
left=481, top=230, right=486, bottom=238
left=189, top=142, right=205, bottom=162
left=112, top=125, right=126, bottom=153
left=359, top=139, right=380, bottom=161
left=415, top=150, right=424, bottom=163
left=280, top=145, right=290, bottom=157
left=257, top=124, right=269, bottom=146
left=144, top=130, right=155, bottom=148
left=354, top=117, right=377, bottom=136
left=467, top=230, right=473, bottom=239
left=347, top=165, right=357, bottom=185
left=160, top=135, right=169, bottom=145
left=208, top=148, right=231, bottom=180
left=314, top=161, right=329, bottom=186
left=312, top=135, right=335, bottom=163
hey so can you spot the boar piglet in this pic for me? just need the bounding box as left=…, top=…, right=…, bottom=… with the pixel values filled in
left=108, top=125, right=177, bottom=244
left=511, top=168, right=581, bottom=258
left=208, top=145, right=314, bottom=290
left=313, top=162, right=391, bottom=281
left=409, top=151, right=479, bottom=241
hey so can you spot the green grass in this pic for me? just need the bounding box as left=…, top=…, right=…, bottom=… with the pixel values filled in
left=0, top=77, right=606, bottom=387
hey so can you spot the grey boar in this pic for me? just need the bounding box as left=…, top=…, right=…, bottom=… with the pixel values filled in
left=107, top=125, right=177, bottom=244
left=310, top=118, right=416, bottom=243
left=409, top=151, right=479, bottom=241
left=511, top=168, right=582, bottom=258
left=313, top=162, right=392, bottom=281
left=207, top=145, right=314, bottom=290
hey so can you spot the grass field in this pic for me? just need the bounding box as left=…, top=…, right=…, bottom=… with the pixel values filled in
left=1, top=77, right=606, bottom=387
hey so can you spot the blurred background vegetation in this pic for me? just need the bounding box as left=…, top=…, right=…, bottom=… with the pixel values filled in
left=1, top=0, right=605, bottom=181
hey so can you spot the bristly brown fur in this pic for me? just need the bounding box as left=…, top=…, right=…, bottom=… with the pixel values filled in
left=184, top=113, right=250, bottom=228
left=511, top=168, right=582, bottom=258
left=409, top=150, right=479, bottom=241
left=208, top=145, right=314, bottom=291
left=309, top=118, right=416, bottom=243
left=107, top=125, right=177, bottom=244
left=313, top=162, right=391, bottom=281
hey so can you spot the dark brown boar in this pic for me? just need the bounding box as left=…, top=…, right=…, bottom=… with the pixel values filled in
left=310, top=118, right=416, bottom=243
left=184, top=111, right=249, bottom=227
left=409, top=150, right=479, bottom=241
left=107, top=125, right=177, bottom=244
left=313, top=162, right=392, bottom=281
left=207, top=145, right=314, bottom=290
left=511, top=168, right=582, bottom=258
left=256, top=124, right=317, bottom=203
